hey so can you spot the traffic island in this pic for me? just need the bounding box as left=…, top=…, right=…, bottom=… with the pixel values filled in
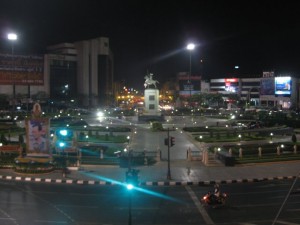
left=14, top=156, right=54, bottom=174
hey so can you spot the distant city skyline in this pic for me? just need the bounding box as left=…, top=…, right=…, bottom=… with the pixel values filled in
left=1, top=0, right=300, bottom=88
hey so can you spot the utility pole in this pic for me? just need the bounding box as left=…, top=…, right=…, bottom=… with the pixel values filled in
left=167, top=128, right=171, bottom=180
left=164, top=128, right=175, bottom=180
left=7, top=33, right=17, bottom=117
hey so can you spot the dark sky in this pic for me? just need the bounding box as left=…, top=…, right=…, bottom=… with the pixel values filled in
left=1, top=0, right=300, bottom=88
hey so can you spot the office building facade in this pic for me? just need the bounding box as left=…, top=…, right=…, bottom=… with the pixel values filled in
left=0, top=37, right=114, bottom=110
left=208, top=73, right=299, bottom=109
left=45, top=37, right=114, bottom=107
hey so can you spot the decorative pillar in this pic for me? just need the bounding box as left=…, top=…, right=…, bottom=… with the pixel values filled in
left=258, top=147, right=262, bottom=157
left=239, top=148, right=243, bottom=158
left=277, top=146, right=281, bottom=155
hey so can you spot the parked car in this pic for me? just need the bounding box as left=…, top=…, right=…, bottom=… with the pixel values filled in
left=247, top=121, right=263, bottom=129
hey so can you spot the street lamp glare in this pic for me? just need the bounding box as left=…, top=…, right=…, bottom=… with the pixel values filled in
left=187, top=43, right=195, bottom=50
left=7, top=33, right=17, bottom=41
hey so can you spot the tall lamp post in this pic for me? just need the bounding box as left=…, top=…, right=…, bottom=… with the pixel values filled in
left=186, top=43, right=195, bottom=105
left=7, top=33, right=17, bottom=116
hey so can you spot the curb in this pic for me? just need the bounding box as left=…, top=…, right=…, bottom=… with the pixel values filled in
left=0, top=175, right=297, bottom=186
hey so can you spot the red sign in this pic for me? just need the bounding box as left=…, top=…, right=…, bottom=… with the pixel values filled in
left=0, top=54, right=44, bottom=85
left=225, top=78, right=238, bottom=83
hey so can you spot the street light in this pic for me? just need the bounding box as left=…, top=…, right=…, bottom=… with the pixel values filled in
left=186, top=43, right=195, bottom=104
left=7, top=33, right=17, bottom=45
left=270, top=133, right=273, bottom=142
left=125, top=169, right=139, bottom=225
left=238, top=134, right=242, bottom=143
left=7, top=33, right=17, bottom=115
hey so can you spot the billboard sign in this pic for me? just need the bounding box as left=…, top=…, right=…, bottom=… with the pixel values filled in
left=224, top=78, right=238, bottom=93
left=26, top=118, right=50, bottom=156
left=178, top=79, right=201, bottom=96
left=0, top=54, right=44, bottom=85
left=274, top=76, right=291, bottom=96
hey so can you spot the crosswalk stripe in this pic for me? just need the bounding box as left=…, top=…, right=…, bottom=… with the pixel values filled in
left=185, top=186, right=215, bottom=225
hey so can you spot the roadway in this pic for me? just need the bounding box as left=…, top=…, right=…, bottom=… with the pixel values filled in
left=0, top=179, right=299, bottom=225
left=2, top=114, right=300, bottom=224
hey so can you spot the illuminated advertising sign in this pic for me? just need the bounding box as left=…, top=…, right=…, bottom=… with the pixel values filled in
left=224, top=78, right=238, bottom=93
left=178, top=79, right=201, bottom=96
left=225, top=78, right=238, bottom=82
left=275, top=77, right=291, bottom=96
left=0, top=54, right=44, bottom=85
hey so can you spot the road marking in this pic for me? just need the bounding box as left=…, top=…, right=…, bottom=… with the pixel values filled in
left=185, top=186, right=214, bottom=225
left=0, top=208, right=18, bottom=224
left=14, top=187, right=77, bottom=225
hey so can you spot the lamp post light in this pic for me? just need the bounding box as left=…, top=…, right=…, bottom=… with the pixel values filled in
left=186, top=43, right=195, bottom=105
left=270, top=133, right=273, bottom=142
left=238, top=134, right=242, bottom=143
left=7, top=33, right=17, bottom=116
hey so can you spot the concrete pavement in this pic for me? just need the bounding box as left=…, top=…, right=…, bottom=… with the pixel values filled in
left=0, top=159, right=299, bottom=186
left=1, top=116, right=299, bottom=186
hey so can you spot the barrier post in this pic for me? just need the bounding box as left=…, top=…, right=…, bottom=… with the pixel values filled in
left=276, top=146, right=281, bottom=155
left=239, top=148, right=243, bottom=158
left=203, top=150, right=208, bottom=165
left=258, top=147, right=262, bottom=157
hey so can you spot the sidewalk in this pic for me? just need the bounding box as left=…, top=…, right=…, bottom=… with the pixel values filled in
left=0, top=159, right=299, bottom=186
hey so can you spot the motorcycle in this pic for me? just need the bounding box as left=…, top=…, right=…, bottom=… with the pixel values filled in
left=201, top=192, right=228, bottom=207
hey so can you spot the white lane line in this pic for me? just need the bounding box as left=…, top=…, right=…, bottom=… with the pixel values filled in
left=0, top=207, right=18, bottom=224
left=185, top=186, right=215, bottom=225
left=14, top=187, right=76, bottom=224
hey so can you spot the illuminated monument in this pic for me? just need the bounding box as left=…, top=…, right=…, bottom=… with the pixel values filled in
left=139, top=73, right=164, bottom=121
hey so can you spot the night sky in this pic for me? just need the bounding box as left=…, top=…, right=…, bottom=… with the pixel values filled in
left=1, top=0, right=300, bottom=88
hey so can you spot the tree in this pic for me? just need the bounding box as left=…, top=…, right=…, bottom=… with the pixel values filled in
left=152, top=122, right=164, bottom=131
left=19, top=134, right=24, bottom=144
left=292, top=133, right=297, bottom=143
left=0, top=94, right=9, bottom=109
left=205, top=93, right=224, bottom=107
left=0, top=134, right=8, bottom=145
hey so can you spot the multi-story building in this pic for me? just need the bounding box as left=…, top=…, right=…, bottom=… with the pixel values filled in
left=45, top=37, right=114, bottom=107
left=0, top=36, right=114, bottom=110
left=259, top=73, right=298, bottom=109
left=209, top=78, right=240, bottom=99
left=208, top=72, right=299, bottom=109
left=239, top=77, right=260, bottom=106
left=44, top=43, right=77, bottom=102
